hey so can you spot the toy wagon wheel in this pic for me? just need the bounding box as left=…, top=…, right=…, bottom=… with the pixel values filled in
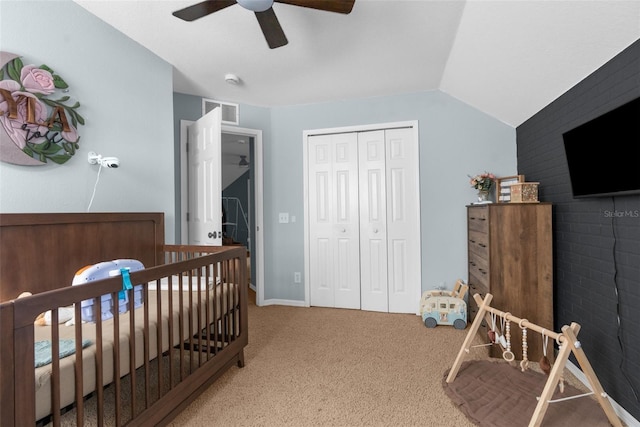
left=453, top=319, right=466, bottom=330
left=424, top=317, right=437, bottom=328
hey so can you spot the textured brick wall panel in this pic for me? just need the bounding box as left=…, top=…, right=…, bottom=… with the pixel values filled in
left=516, top=39, right=640, bottom=419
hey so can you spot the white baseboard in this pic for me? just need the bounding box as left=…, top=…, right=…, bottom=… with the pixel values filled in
left=260, top=298, right=307, bottom=308
left=566, top=360, right=639, bottom=427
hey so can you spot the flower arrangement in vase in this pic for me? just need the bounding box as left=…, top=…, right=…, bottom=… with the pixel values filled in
left=469, top=172, right=495, bottom=203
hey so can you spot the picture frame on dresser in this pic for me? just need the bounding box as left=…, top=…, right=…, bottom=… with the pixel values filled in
left=496, top=175, right=524, bottom=203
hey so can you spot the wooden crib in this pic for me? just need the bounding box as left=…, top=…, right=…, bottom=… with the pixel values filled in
left=0, top=212, right=248, bottom=426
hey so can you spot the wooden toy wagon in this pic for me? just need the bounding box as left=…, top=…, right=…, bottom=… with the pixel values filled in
left=420, top=280, right=469, bottom=330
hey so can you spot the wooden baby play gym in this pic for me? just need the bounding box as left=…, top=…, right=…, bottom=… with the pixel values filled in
left=445, top=293, right=622, bottom=427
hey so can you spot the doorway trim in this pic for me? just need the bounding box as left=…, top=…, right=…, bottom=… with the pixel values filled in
left=180, top=121, right=265, bottom=306
left=302, top=120, right=421, bottom=311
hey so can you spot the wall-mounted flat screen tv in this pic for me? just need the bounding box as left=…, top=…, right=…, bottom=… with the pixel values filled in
left=563, top=97, right=640, bottom=198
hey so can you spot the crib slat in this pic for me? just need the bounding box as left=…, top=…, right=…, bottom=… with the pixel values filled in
left=129, top=290, right=137, bottom=420
left=205, top=264, right=211, bottom=359
left=197, top=271, right=203, bottom=366
left=178, top=274, right=185, bottom=381
left=225, top=260, right=231, bottom=347
left=74, top=307, right=85, bottom=426
left=167, top=276, right=175, bottom=389
left=94, top=301, right=105, bottom=427
left=188, top=270, right=194, bottom=373
left=112, top=292, right=122, bottom=427
left=213, top=262, right=219, bottom=354
left=144, top=283, right=151, bottom=406
left=232, top=259, right=239, bottom=342
left=51, top=309, right=61, bottom=426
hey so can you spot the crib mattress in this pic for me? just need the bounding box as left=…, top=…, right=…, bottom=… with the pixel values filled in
left=33, top=281, right=238, bottom=421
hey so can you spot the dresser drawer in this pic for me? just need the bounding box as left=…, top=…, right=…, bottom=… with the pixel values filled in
left=468, top=254, right=490, bottom=289
left=468, top=230, right=489, bottom=258
left=468, top=207, right=489, bottom=233
left=468, top=274, right=489, bottom=296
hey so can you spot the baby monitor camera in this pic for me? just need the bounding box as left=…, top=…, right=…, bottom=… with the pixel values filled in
left=88, top=152, right=120, bottom=169
left=100, top=157, right=120, bottom=168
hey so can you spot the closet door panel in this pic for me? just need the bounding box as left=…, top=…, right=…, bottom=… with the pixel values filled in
left=385, top=128, right=421, bottom=313
left=309, top=133, right=360, bottom=309
left=333, top=133, right=360, bottom=309
left=359, top=130, right=389, bottom=311
left=309, top=135, right=335, bottom=307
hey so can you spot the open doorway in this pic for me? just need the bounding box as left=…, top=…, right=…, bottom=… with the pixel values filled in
left=221, top=132, right=251, bottom=248
left=179, top=121, right=265, bottom=305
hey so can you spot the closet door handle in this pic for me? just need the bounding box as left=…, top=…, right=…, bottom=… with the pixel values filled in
left=373, top=228, right=379, bottom=233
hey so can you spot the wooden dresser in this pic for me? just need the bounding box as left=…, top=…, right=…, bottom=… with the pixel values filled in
left=467, top=203, right=553, bottom=361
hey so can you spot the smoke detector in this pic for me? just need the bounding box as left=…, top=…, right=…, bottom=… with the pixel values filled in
left=225, top=73, right=240, bottom=85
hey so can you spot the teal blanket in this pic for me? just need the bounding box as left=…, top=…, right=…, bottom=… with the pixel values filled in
left=34, top=339, right=92, bottom=368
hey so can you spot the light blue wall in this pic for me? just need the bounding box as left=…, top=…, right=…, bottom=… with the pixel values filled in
left=174, top=91, right=516, bottom=302
left=0, top=1, right=176, bottom=241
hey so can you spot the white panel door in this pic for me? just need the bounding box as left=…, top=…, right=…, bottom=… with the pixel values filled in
left=358, top=130, right=389, bottom=312
left=385, top=127, right=421, bottom=313
left=308, top=135, right=333, bottom=307
left=308, top=133, right=360, bottom=309
left=188, top=107, right=222, bottom=245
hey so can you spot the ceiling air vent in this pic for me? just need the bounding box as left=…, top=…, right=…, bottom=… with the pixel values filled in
left=202, top=99, right=239, bottom=125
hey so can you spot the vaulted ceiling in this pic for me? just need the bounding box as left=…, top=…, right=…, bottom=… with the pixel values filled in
left=75, top=0, right=640, bottom=127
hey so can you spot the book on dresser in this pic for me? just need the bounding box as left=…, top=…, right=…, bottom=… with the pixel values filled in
left=467, top=203, right=553, bottom=361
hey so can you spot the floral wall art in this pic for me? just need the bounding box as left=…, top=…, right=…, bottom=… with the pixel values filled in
left=0, top=51, right=84, bottom=166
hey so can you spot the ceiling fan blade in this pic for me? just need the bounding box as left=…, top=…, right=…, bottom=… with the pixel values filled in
left=275, top=0, right=355, bottom=14
left=173, top=0, right=237, bottom=21
left=255, top=8, right=288, bottom=49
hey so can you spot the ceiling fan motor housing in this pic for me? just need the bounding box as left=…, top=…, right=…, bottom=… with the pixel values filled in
left=237, top=0, right=274, bottom=12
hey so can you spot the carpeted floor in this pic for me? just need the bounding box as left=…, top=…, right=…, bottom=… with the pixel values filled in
left=166, top=291, right=607, bottom=427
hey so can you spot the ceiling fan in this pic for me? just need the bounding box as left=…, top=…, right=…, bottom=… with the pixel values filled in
left=173, top=0, right=355, bottom=49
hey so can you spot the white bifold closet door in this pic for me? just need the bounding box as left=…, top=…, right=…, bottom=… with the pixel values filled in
left=308, top=132, right=361, bottom=309
left=308, top=127, right=420, bottom=313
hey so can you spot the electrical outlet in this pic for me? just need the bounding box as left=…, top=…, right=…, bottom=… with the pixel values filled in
left=294, top=272, right=301, bottom=283
left=279, top=212, right=289, bottom=223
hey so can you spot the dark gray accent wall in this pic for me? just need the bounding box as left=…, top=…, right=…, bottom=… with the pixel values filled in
left=517, top=39, right=640, bottom=419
